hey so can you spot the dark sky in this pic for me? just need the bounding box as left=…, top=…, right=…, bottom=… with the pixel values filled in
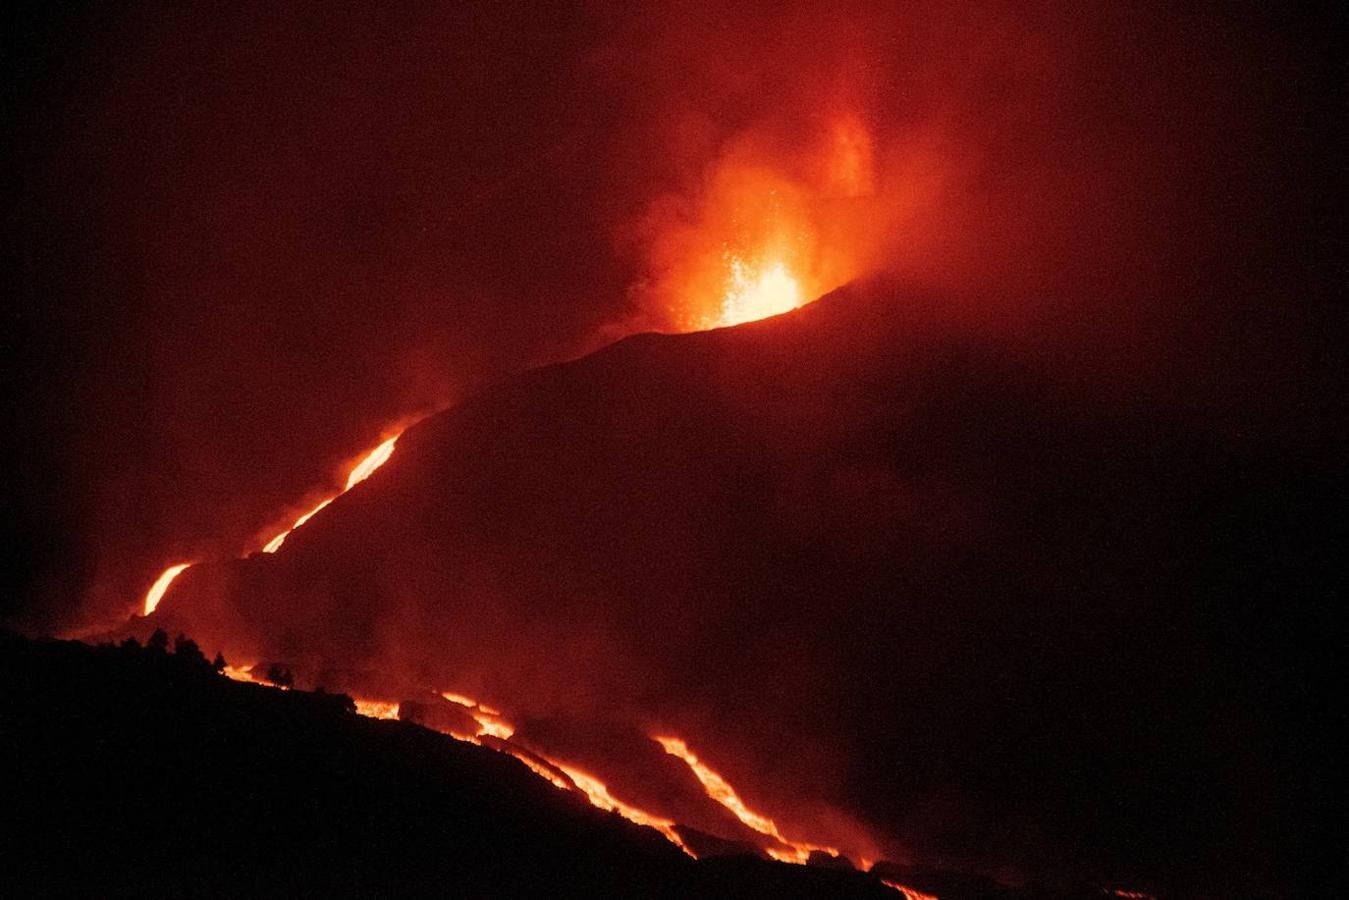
left=2, top=2, right=1342, bottom=634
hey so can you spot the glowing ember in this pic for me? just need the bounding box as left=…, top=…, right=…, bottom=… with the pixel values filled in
left=880, top=880, right=940, bottom=900
left=143, top=563, right=192, bottom=616
left=262, top=436, right=398, bottom=554
left=717, top=257, right=803, bottom=327
left=654, top=735, right=838, bottom=863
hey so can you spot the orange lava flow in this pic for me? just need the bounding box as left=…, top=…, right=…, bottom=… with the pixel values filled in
left=440, top=690, right=516, bottom=740
left=352, top=699, right=401, bottom=720
left=499, top=746, right=576, bottom=792
left=143, top=563, right=192, bottom=616
left=262, top=436, right=398, bottom=554
left=221, top=665, right=264, bottom=684
left=880, top=880, right=940, bottom=900
left=654, top=735, right=838, bottom=864
left=433, top=690, right=692, bottom=855
left=555, top=763, right=692, bottom=856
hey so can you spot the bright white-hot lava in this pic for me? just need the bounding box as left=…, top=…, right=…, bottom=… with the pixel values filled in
left=141, top=433, right=402, bottom=617
left=263, top=435, right=398, bottom=553
left=716, top=257, right=803, bottom=327
left=143, top=563, right=191, bottom=616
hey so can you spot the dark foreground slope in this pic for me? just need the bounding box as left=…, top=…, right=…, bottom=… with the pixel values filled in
left=1, top=632, right=915, bottom=899
left=149, top=278, right=1341, bottom=894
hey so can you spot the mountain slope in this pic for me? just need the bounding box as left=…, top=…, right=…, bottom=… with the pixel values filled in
left=2, top=632, right=918, bottom=898
left=148, top=277, right=1339, bottom=893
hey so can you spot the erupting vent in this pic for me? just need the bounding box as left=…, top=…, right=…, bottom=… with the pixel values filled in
left=717, top=257, right=803, bottom=327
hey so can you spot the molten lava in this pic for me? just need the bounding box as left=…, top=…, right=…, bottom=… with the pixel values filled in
left=716, top=257, right=803, bottom=327
left=655, top=735, right=839, bottom=863
left=262, top=436, right=398, bottom=554
left=352, top=699, right=401, bottom=720
left=143, top=563, right=191, bottom=616
left=881, top=880, right=940, bottom=900
left=554, top=763, right=690, bottom=854
left=217, top=664, right=869, bottom=867
left=441, top=690, right=515, bottom=740
left=141, top=435, right=402, bottom=617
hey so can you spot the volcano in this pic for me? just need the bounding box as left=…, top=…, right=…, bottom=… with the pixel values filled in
left=133, top=277, right=1335, bottom=893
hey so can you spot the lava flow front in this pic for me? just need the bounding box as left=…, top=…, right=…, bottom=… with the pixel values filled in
left=142, top=434, right=401, bottom=615
left=215, top=655, right=889, bottom=877
left=262, top=435, right=398, bottom=553
left=143, top=562, right=192, bottom=616
left=655, top=735, right=840, bottom=863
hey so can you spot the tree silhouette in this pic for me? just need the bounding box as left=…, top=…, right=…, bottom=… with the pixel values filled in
left=264, top=663, right=294, bottom=688
left=146, top=629, right=169, bottom=654
left=172, top=634, right=208, bottom=668
left=212, top=651, right=227, bottom=673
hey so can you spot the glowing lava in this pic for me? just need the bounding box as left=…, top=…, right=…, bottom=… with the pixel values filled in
left=555, top=763, right=691, bottom=855
left=881, top=880, right=940, bottom=900
left=352, top=699, right=401, bottom=720
left=142, top=426, right=871, bottom=871
left=441, top=690, right=515, bottom=740
left=140, top=435, right=402, bottom=617
left=654, top=735, right=839, bottom=864
left=143, top=563, right=191, bottom=616
left=716, top=257, right=803, bottom=327
left=263, top=435, right=398, bottom=553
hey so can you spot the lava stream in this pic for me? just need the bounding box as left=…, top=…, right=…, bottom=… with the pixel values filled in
left=262, top=435, right=398, bottom=553
left=654, top=735, right=839, bottom=863
left=554, top=763, right=691, bottom=855
left=352, top=699, right=401, bottom=720
left=881, top=880, right=939, bottom=900
left=143, top=563, right=192, bottom=616
left=141, top=433, right=402, bottom=616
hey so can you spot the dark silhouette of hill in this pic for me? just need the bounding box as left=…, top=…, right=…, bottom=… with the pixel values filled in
left=144, top=277, right=1340, bottom=895
left=1, top=630, right=927, bottom=898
